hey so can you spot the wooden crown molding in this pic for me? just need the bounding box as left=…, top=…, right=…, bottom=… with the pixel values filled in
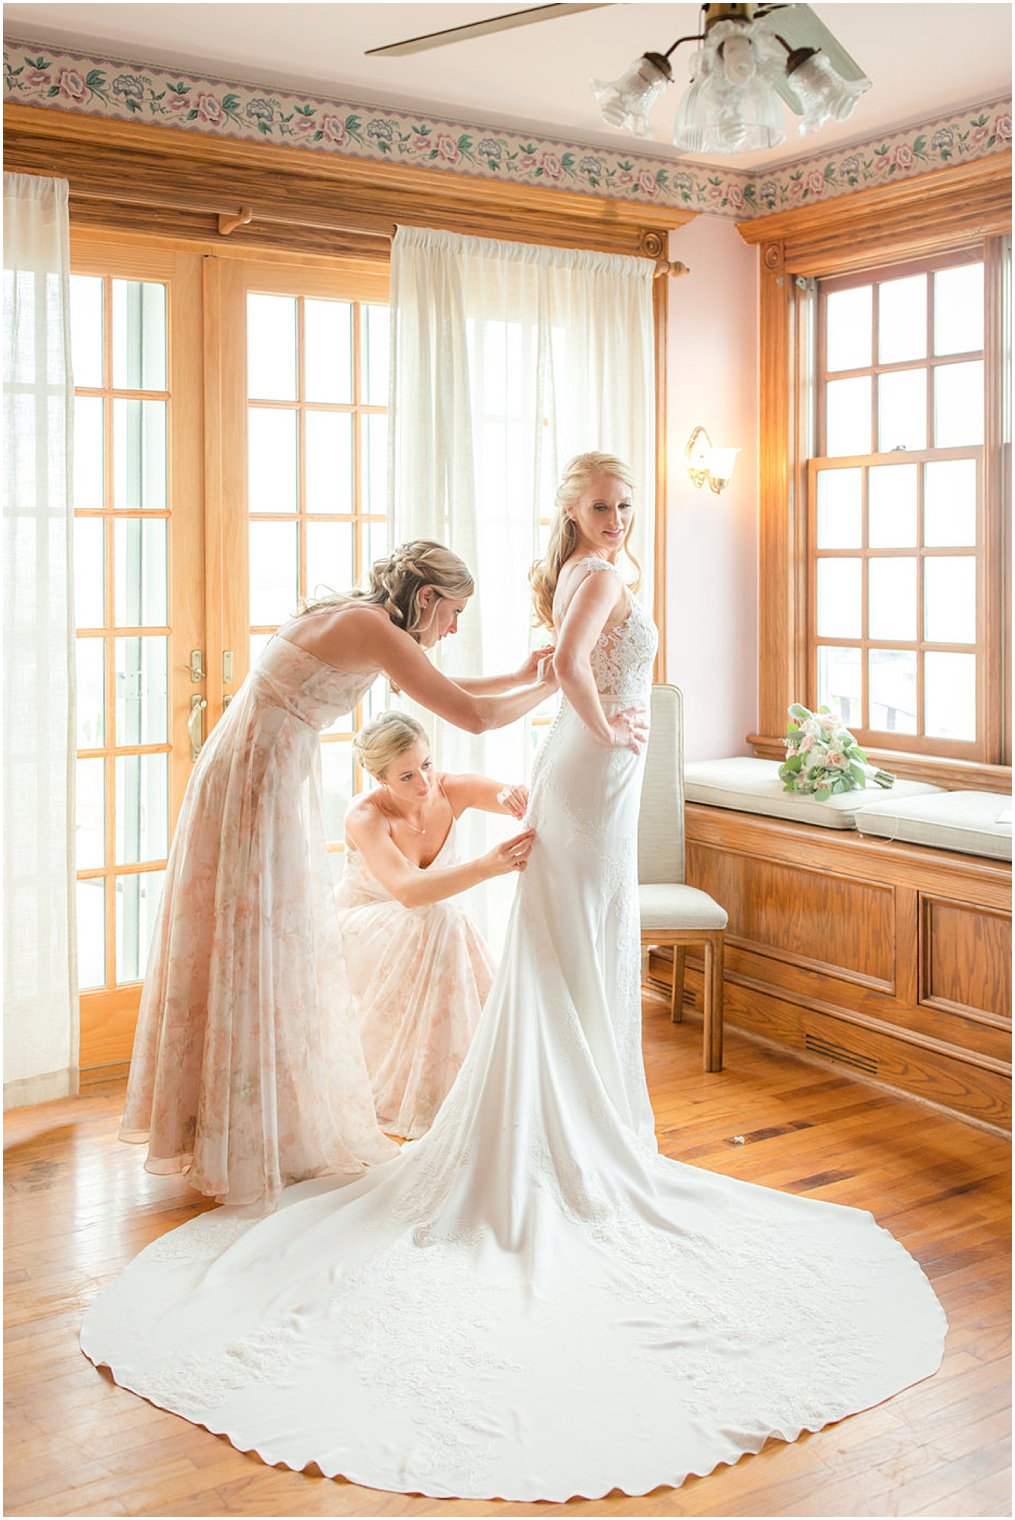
left=738, top=154, right=1012, bottom=274
left=3, top=104, right=694, bottom=259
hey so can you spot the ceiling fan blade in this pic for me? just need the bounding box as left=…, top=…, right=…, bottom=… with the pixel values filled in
left=757, top=2, right=870, bottom=113
left=366, top=3, right=609, bottom=58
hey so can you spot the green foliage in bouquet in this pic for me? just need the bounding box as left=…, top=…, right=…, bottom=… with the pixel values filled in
left=779, top=703, right=895, bottom=801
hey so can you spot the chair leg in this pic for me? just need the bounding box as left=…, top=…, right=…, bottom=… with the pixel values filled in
left=703, top=933, right=725, bottom=1073
left=669, top=946, right=685, bottom=1023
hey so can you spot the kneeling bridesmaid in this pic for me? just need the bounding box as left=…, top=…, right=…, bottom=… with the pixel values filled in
left=337, top=711, right=533, bottom=1139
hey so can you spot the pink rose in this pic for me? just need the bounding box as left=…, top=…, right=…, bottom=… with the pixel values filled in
left=996, top=113, right=1011, bottom=142
left=56, top=68, right=87, bottom=104
left=541, top=152, right=561, bottom=180
left=170, top=93, right=192, bottom=113
left=320, top=114, right=348, bottom=146
left=800, top=734, right=815, bottom=752
left=873, top=153, right=890, bottom=173
left=727, top=184, right=744, bottom=209
left=436, top=133, right=460, bottom=164
left=970, top=122, right=989, bottom=145
left=638, top=169, right=657, bottom=196
left=26, top=69, right=50, bottom=87
left=297, top=113, right=317, bottom=133
left=826, top=749, right=846, bottom=769
left=706, top=182, right=724, bottom=203
left=808, top=170, right=824, bottom=194
left=790, top=176, right=807, bottom=197
left=616, top=170, right=633, bottom=187
left=892, top=144, right=914, bottom=170
left=195, top=92, right=225, bottom=126
left=519, top=152, right=537, bottom=170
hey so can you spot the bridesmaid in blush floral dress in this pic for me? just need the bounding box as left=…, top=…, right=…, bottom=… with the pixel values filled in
left=120, top=542, right=555, bottom=1210
left=337, top=711, right=532, bottom=1140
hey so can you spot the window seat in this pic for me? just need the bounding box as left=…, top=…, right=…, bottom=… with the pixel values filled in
left=855, top=790, right=1012, bottom=863
left=684, top=755, right=944, bottom=831
left=652, top=758, right=1012, bottom=1130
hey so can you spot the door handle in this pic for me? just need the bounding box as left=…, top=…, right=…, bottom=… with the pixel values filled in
left=188, top=694, right=208, bottom=761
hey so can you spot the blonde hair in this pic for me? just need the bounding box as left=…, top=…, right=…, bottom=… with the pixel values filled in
left=528, top=453, right=640, bottom=631
left=301, top=540, right=474, bottom=643
left=353, top=710, right=429, bottom=779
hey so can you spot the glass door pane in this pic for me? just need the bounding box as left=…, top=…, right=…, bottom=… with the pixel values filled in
left=71, top=244, right=204, bottom=1066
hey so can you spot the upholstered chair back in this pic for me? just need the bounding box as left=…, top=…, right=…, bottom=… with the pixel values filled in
left=638, top=684, right=686, bottom=887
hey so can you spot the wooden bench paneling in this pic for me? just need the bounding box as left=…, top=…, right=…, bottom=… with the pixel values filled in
left=658, top=804, right=1013, bottom=1130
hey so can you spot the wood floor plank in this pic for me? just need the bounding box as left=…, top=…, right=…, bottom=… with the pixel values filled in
left=4, top=1005, right=1010, bottom=1518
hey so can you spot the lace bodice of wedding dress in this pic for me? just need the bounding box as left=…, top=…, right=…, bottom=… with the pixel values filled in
left=83, top=563, right=945, bottom=1502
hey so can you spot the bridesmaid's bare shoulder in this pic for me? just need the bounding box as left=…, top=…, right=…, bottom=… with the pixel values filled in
left=343, top=790, right=391, bottom=845
left=280, top=602, right=395, bottom=672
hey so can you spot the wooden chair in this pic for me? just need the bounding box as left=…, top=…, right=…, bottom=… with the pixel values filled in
left=638, top=684, right=728, bottom=1071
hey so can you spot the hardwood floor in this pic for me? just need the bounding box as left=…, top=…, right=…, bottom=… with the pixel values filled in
left=4, top=996, right=1011, bottom=1518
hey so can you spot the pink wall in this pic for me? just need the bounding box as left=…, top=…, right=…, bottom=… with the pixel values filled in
left=664, top=216, right=759, bottom=761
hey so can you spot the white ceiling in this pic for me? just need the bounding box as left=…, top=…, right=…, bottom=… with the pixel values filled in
left=4, top=2, right=1012, bottom=169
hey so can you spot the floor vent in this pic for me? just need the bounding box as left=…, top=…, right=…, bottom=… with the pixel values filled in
left=804, top=1033, right=879, bottom=1077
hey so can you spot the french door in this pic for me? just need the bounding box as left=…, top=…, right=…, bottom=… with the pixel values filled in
left=71, top=237, right=389, bottom=1066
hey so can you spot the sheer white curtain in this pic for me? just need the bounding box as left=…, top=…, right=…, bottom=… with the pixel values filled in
left=3, top=173, right=78, bottom=1109
left=389, top=226, right=655, bottom=939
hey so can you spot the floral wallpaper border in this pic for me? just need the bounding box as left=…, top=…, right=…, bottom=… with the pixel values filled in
left=3, top=36, right=1011, bottom=220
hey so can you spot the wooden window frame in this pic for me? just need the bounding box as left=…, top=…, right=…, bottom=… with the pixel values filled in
left=739, top=156, right=1012, bottom=791
left=810, top=246, right=992, bottom=762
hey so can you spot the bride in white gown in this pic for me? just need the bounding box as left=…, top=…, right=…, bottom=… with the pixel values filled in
left=81, top=452, right=946, bottom=1502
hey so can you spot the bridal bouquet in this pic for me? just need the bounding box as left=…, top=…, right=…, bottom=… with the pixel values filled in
left=779, top=703, right=894, bottom=800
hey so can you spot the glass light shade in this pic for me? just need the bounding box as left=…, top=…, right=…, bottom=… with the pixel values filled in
left=706, top=447, right=739, bottom=490
left=674, top=53, right=784, bottom=153
left=721, top=33, right=756, bottom=85
left=788, top=51, right=871, bottom=134
left=592, top=52, right=671, bottom=136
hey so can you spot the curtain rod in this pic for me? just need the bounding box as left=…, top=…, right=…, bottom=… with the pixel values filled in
left=216, top=204, right=690, bottom=275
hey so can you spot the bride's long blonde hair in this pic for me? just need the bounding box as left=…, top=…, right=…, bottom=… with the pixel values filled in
left=528, top=452, right=640, bottom=631
left=300, top=540, right=474, bottom=643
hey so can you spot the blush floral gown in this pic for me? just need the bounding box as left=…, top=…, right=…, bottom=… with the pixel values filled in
left=120, top=629, right=397, bottom=1209
left=84, top=562, right=946, bottom=1501
left=335, top=811, right=493, bottom=1139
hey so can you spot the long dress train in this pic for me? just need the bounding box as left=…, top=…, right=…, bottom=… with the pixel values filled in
left=82, top=563, right=946, bottom=1501
left=120, top=632, right=397, bottom=1208
left=335, top=814, right=493, bottom=1139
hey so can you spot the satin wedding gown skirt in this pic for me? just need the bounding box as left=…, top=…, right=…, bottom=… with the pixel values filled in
left=335, top=818, right=493, bottom=1138
left=83, top=564, right=946, bottom=1502
left=120, top=630, right=397, bottom=1208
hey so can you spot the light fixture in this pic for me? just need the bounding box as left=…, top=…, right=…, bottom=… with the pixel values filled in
left=685, top=426, right=739, bottom=494
left=591, top=3, right=871, bottom=157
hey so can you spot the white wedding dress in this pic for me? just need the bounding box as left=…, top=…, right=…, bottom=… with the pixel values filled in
left=81, top=560, right=946, bottom=1502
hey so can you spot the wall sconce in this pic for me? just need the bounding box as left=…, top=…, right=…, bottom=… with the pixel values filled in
left=685, top=425, right=739, bottom=494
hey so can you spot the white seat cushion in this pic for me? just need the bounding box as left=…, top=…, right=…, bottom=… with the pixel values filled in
left=684, top=756, right=944, bottom=830
left=639, top=883, right=728, bottom=932
left=854, top=790, right=1013, bottom=861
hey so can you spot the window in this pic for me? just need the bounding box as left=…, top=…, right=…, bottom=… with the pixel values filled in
left=243, top=287, right=390, bottom=878
left=809, top=249, right=1006, bottom=762
left=68, top=242, right=388, bottom=1063
left=71, top=272, right=173, bottom=994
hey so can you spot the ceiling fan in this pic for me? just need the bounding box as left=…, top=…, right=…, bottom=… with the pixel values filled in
left=366, top=3, right=872, bottom=156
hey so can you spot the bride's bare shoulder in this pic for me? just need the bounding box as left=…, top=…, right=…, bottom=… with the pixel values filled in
left=553, top=557, right=622, bottom=622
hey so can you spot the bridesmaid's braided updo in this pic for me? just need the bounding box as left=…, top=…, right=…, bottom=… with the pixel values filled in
left=300, top=540, right=475, bottom=643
